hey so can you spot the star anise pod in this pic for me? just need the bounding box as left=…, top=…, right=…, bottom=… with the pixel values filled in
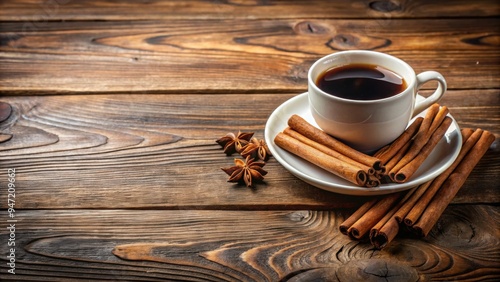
left=221, top=156, right=268, bottom=187
left=240, top=137, right=272, bottom=161
left=216, top=131, right=254, bottom=155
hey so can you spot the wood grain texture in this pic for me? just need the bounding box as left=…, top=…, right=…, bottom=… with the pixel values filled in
left=0, top=91, right=498, bottom=210
left=1, top=18, right=499, bottom=94
left=0, top=206, right=498, bottom=281
left=0, top=1, right=499, bottom=280
left=1, top=0, right=498, bottom=21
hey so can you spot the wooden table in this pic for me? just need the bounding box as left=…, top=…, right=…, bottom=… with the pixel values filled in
left=1, top=1, right=499, bottom=281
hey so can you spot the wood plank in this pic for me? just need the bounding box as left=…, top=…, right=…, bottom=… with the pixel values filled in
left=0, top=206, right=498, bottom=280
left=0, top=91, right=498, bottom=210
left=1, top=0, right=498, bottom=21
left=1, top=18, right=499, bottom=94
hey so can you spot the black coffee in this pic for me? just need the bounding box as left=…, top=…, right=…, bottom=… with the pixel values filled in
left=316, top=64, right=406, bottom=100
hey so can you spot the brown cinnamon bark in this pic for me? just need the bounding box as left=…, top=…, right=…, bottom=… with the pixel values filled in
left=404, top=128, right=484, bottom=226
left=339, top=198, right=378, bottom=236
left=393, top=116, right=452, bottom=183
left=283, top=127, right=374, bottom=175
left=340, top=128, right=494, bottom=248
left=274, top=132, right=369, bottom=186
left=411, top=104, right=440, bottom=146
left=366, top=175, right=381, bottom=188
left=374, top=117, right=424, bottom=164
left=425, top=105, right=449, bottom=138
left=461, top=128, right=475, bottom=141
left=413, top=130, right=496, bottom=237
left=370, top=188, right=416, bottom=249
left=384, top=139, right=412, bottom=173
left=287, top=114, right=382, bottom=170
left=394, top=128, right=474, bottom=223
left=389, top=104, right=445, bottom=176
left=347, top=192, right=403, bottom=239
left=370, top=218, right=399, bottom=249
left=393, top=181, right=431, bottom=223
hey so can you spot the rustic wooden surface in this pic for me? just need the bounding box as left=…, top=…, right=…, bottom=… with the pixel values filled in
left=1, top=18, right=498, bottom=94
left=0, top=1, right=499, bottom=281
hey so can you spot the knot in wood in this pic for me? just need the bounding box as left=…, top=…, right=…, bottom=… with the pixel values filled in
left=294, top=21, right=329, bottom=35
left=462, top=34, right=500, bottom=47
left=327, top=34, right=358, bottom=49
left=287, top=210, right=311, bottom=222
left=327, top=34, right=391, bottom=51
left=369, top=1, right=402, bottom=13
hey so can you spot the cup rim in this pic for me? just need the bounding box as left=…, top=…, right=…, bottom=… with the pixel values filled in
left=308, top=50, right=416, bottom=104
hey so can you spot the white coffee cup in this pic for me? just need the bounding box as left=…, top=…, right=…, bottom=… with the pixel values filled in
left=308, top=50, right=446, bottom=153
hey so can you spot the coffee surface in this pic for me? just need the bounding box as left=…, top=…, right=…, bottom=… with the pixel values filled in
left=316, top=64, right=406, bottom=100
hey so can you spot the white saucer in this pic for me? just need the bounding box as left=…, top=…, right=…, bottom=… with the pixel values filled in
left=264, top=92, right=462, bottom=196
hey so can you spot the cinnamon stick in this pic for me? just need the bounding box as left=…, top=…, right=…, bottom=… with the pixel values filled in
left=403, top=128, right=484, bottom=226
left=366, top=174, right=381, bottom=188
left=274, top=132, right=369, bottom=186
left=374, top=117, right=424, bottom=164
left=412, top=130, right=496, bottom=237
left=370, top=188, right=416, bottom=249
left=371, top=218, right=399, bottom=249
left=347, top=192, right=403, bottom=239
left=339, top=127, right=494, bottom=248
left=393, top=181, right=431, bottom=223
left=389, top=104, right=447, bottom=177
left=411, top=104, right=440, bottom=147
left=461, top=128, right=475, bottom=142
left=393, top=116, right=453, bottom=183
left=287, top=114, right=382, bottom=170
left=383, top=139, right=412, bottom=173
left=339, top=198, right=378, bottom=236
left=283, top=127, right=374, bottom=175
left=393, top=128, right=474, bottom=223
left=425, top=105, right=449, bottom=138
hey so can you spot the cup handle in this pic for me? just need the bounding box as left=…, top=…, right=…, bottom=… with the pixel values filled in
left=412, top=71, right=447, bottom=118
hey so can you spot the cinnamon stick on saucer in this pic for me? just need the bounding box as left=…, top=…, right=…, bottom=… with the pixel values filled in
left=388, top=105, right=449, bottom=180
left=274, top=132, right=369, bottom=186
left=393, top=116, right=453, bottom=183
left=287, top=114, right=382, bottom=171
left=283, top=127, right=375, bottom=175
left=374, top=117, right=423, bottom=165
left=383, top=139, right=412, bottom=175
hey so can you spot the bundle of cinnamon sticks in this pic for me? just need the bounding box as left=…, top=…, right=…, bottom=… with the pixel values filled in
left=274, top=104, right=453, bottom=187
left=340, top=128, right=495, bottom=249
left=374, top=104, right=452, bottom=183
left=274, top=114, right=383, bottom=187
left=274, top=104, right=495, bottom=248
